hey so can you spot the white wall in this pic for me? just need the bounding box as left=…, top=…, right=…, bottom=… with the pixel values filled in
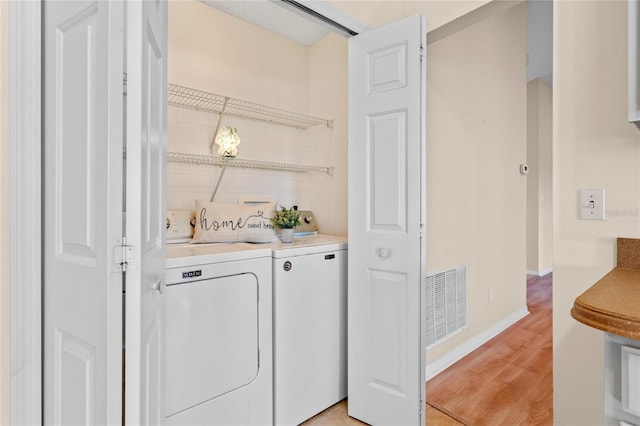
left=169, top=2, right=308, bottom=110
left=308, top=34, right=348, bottom=235
left=424, top=2, right=528, bottom=363
left=527, top=78, right=553, bottom=275
left=167, top=1, right=347, bottom=235
left=553, top=1, right=640, bottom=424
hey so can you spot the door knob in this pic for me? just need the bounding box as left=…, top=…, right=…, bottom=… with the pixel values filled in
left=377, top=248, right=391, bottom=259
left=152, top=279, right=163, bottom=294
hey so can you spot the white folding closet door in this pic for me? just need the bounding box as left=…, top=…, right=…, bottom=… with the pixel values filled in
left=43, top=0, right=168, bottom=424
left=125, top=0, right=168, bottom=424
left=42, top=1, right=124, bottom=424
left=348, top=15, right=427, bottom=426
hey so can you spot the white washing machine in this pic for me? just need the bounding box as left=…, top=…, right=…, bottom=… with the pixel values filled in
left=253, top=234, right=348, bottom=425
left=164, top=243, right=273, bottom=426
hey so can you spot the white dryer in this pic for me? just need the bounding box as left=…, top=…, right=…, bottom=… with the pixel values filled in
left=164, top=243, right=273, bottom=426
left=257, top=234, right=348, bottom=425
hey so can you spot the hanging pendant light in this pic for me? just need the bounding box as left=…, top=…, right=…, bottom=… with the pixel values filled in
left=214, top=126, right=241, bottom=158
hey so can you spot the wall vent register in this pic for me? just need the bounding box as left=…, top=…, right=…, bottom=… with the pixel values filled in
left=425, top=265, right=468, bottom=349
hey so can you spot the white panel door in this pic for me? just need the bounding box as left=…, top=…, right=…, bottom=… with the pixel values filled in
left=125, top=0, right=167, bottom=424
left=42, top=1, right=124, bottom=424
left=348, top=15, right=427, bottom=426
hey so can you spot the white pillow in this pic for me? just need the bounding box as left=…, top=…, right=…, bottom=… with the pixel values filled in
left=191, top=200, right=279, bottom=243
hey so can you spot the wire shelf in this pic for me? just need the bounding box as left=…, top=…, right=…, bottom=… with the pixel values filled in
left=167, top=152, right=333, bottom=176
left=167, top=84, right=333, bottom=129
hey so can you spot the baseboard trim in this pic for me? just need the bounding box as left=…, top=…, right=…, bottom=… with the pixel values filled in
left=527, top=267, right=553, bottom=277
left=425, top=306, right=530, bottom=381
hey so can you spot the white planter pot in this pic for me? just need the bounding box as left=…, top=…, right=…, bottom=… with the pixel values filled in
left=280, top=228, right=294, bottom=243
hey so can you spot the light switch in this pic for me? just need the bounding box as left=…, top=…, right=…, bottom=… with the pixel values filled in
left=580, top=189, right=605, bottom=220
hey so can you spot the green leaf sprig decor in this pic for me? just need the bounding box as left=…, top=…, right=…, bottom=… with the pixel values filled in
left=271, top=206, right=301, bottom=229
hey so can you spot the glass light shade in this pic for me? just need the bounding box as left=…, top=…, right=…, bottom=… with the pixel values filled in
left=214, top=126, right=241, bottom=158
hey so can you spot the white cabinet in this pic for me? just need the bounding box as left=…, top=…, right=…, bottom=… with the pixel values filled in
left=622, top=345, right=640, bottom=418
left=605, top=334, right=640, bottom=426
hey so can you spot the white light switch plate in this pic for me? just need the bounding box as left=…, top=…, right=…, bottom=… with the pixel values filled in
left=580, top=189, right=605, bottom=220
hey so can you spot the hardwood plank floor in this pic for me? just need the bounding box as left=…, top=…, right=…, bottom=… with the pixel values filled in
left=300, top=274, right=552, bottom=425
left=426, top=273, right=553, bottom=425
left=301, top=399, right=463, bottom=425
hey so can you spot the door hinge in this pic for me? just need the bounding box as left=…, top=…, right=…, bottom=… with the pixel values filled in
left=123, top=72, right=127, bottom=95
left=420, top=43, right=425, bottom=63
left=113, top=238, right=135, bottom=272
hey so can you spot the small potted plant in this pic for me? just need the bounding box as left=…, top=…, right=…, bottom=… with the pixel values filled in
left=271, top=206, right=301, bottom=243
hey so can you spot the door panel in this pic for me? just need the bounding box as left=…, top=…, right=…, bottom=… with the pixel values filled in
left=142, top=13, right=164, bottom=251
left=125, top=0, right=167, bottom=424
left=348, top=15, right=426, bottom=426
left=54, top=3, right=99, bottom=265
left=54, top=330, right=96, bottom=425
left=369, top=111, right=407, bottom=230
left=368, top=44, right=408, bottom=93
left=142, top=312, right=162, bottom=425
left=368, top=270, right=408, bottom=395
left=43, top=1, right=124, bottom=424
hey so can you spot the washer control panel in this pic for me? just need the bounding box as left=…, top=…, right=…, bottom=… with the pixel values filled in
left=294, top=210, right=318, bottom=234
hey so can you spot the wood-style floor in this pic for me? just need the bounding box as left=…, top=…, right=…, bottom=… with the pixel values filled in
left=426, top=273, right=553, bottom=425
left=301, top=399, right=462, bottom=426
left=302, top=274, right=552, bottom=425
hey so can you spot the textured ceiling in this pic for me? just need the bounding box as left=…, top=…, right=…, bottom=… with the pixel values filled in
left=200, top=0, right=330, bottom=45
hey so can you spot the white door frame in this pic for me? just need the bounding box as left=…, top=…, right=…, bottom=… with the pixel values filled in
left=8, top=1, right=42, bottom=424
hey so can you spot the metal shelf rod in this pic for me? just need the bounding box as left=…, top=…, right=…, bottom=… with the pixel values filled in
left=167, top=152, right=334, bottom=176
left=167, top=83, right=333, bottom=129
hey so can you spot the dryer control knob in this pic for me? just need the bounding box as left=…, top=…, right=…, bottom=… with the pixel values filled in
left=304, top=216, right=313, bottom=224
left=283, top=261, right=292, bottom=272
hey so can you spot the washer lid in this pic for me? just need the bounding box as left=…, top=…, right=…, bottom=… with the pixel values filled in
left=166, top=242, right=271, bottom=269
left=241, top=234, right=348, bottom=258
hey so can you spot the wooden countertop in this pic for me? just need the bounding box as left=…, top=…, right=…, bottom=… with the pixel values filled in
left=571, top=238, right=640, bottom=340
left=571, top=268, right=640, bottom=340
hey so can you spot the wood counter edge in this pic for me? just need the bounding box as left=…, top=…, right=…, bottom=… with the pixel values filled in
left=571, top=301, right=640, bottom=340
left=571, top=267, right=640, bottom=341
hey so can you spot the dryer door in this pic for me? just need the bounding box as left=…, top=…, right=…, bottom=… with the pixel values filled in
left=165, top=273, right=259, bottom=417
